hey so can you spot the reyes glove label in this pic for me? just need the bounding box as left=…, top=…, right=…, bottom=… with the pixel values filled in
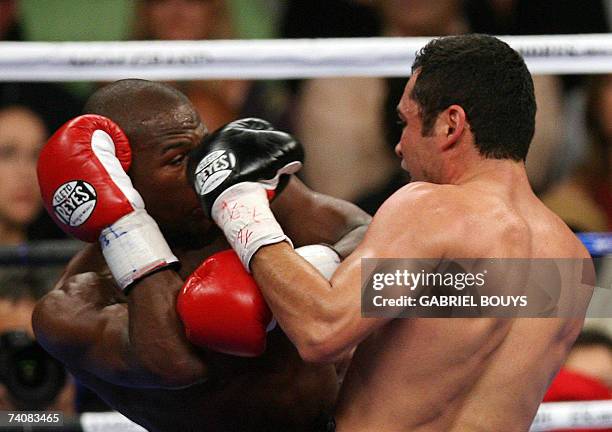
left=52, top=180, right=97, bottom=227
left=194, top=149, right=238, bottom=196
left=188, top=118, right=305, bottom=218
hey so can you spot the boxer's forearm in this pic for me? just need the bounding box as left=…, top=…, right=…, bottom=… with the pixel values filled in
left=251, top=242, right=359, bottom=363
left=127, top=271, right=208, bottom=387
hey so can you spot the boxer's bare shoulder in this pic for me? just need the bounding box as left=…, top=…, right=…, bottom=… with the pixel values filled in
left=360, top=181, right=467, bottom=257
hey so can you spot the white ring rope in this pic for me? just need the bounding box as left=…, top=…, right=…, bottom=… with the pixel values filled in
left=80, top=412, right=146, bottom=432
left=531, top=401, right=612, bottom=431
left=0, top=34, right=611, bottom=81
left=73, top=401, right=612, bottom=431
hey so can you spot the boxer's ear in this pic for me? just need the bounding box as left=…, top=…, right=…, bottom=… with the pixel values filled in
left=438, top=104, right=467, bottom=152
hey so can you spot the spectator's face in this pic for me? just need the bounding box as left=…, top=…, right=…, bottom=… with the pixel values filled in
left=565, top=345, right=612, bottom=389
left=143, top=0, right=220, bottom=40
left=0, top=108, right=45, bottom=230
left=382, top=0, right=462, bottom=36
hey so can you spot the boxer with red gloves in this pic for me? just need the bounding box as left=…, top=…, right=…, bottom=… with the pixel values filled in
left=33, top=79, right=370, bottom=432
left=37, top=114, right=285, bottom=357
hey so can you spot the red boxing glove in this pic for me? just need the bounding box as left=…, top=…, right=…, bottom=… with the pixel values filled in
left=38, top=115, right=133, bottom=241
left=37, top=115, right=177, bottom=290
left=177, top=250, right=273, bottom=357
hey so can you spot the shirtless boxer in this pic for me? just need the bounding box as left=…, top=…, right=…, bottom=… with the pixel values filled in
left=32, top=79, right=370, bottom=432
left=196, top=35, right=595, bottom=431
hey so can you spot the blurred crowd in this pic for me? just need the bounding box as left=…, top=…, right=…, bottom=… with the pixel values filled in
left=0, top=0, right=610, bottom=421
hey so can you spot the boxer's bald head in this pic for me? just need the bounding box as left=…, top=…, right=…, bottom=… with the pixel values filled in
left=83, top=79, right=200, bottom=147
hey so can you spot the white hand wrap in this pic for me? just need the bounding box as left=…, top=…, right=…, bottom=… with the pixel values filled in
left=265, top=244, right=341, bottom=332
left=99, top=210, right=178, bottom=290
left=211, top=182, right=292, bottom=270
left=295, top=244, right=341, bottom=279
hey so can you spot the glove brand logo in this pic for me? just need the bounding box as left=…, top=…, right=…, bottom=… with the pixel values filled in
left=52, top=180, right=97, bottom=227
left=194, top=149, right=237, bottom=195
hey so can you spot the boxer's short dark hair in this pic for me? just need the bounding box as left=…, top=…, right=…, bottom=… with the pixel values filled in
left=411, top=34, right=536, bottom=162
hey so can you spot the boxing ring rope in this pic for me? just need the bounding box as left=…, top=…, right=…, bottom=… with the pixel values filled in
left=0, top=34, right=611, bottom=431
left=0, top=240, right=83, bottom=266
left=0, top=238, right=608, bottom=265
left=0, top=33, right=611, bottom=81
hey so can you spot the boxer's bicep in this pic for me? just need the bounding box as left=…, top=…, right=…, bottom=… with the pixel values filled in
left=312, top=189, right=446, bottom=352
left=33, top=276, right=134, bottom=385
left=127, top=271, right=209, bottom=388
left=83, top=299, right=207, bottom=388
left=272, top=176, right=370, bottom=254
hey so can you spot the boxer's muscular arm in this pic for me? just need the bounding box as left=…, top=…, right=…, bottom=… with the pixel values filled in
left=271, top=176, right=371, bottom=258
left=33, top=244, right=207, bottom=388
left=252, top=184, right=445, bottom=363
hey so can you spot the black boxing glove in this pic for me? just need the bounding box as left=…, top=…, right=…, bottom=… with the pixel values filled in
left=187, top=118, right=304, bottom=217
left=187, top=118, right=304, bottom=270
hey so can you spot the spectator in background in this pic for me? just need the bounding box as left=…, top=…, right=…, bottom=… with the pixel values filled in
left=1, top=0, right=79, bottom=241
left=0, top=0, right=83, bottom=133
left=292, top=0, right=564, bottom=207
left=0, top=269, right=76, bottom=413
left=464, top=0, right=610, bottom=185
left=565, top=329, right=612, bottom=390
left=542, top=75, right=612, bottom=232
left=465, top=0, right=609, bottom=39
left=280, top=1, right=381, bottom=40
left=133, top=0, right=285, bottom=130
left=543, top=329, right=612, bottom=432
left=0, top=106, right=45, bottom=245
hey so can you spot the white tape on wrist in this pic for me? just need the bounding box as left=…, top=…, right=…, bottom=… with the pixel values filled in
left=265, top=245, right=340, bottom=334
left=211, top=182, right=291, bottom=270
left=99, top=210, right=178, bottom=290
left=295, top=245, right=341, bottom=280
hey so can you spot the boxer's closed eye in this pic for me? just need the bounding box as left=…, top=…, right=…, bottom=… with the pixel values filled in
left=168, top=153, right=187, bottom=166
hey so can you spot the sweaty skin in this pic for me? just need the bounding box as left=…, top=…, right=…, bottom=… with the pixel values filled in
left=33, top=81, right=370, bottom=432
left=248, top=73, right=594, bottom=432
